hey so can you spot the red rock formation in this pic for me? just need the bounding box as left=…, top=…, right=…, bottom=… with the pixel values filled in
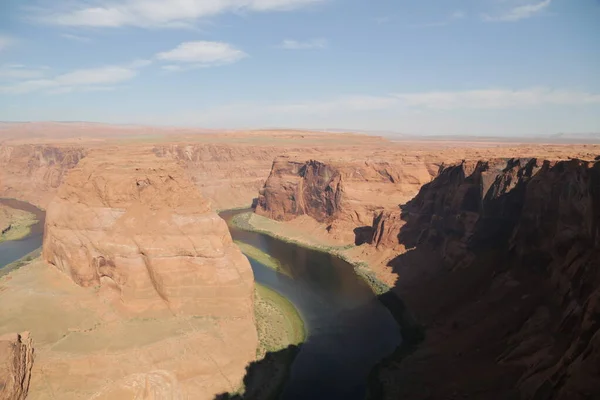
left=0, top=332, right=34, bottom=400
left=0, top=144, right=85, bottom=208
left=43, top=150, right=255, bottom=317
left=256, top=156, right=436, bottom=243
left=372, top=157, right=600, bottom=399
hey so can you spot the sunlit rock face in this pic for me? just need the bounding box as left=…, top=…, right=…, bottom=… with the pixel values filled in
left=43, top=150, right=255, bottom=317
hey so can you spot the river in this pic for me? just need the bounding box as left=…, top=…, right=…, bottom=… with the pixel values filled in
left=220, top=210, right=400, bottom=400
left=0, top=198, right=45, bottom=269
left=0, top=202, right=400, bottom=399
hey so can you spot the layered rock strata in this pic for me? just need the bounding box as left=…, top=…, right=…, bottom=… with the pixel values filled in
left=43, top=150, right=255, bottom=317
left=371, top=157, right=600, bottom=399
left=255, top=157, right=437, bottom=243
left=0, top=332, right=34, bottom=400
left=0, top=144, right=85, bottom=208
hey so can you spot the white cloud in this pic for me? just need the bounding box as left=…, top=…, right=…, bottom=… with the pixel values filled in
left=279, top=38, right=327, bottom=50
left=156, top=41, right=247, bottom=67
left=188, top=88, right=600, bottom=122
left=0, top=35, right=16, bottom=52
left=34, top=0, right=323, bottom=28
left=0, top=65, right=48, bottom=80
left=450, top=11, right=466, bottom=20
left=409, top=10, right=467, bottom=28
left=394, top=88, right=600, bottom=109
left=61, top=33, right=91, bottom=42
left=483, top=0, right=551, bottom=22
left=0, top=63, right=145, bottom=94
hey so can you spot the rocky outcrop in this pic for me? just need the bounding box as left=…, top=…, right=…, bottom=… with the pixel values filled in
left=0, top=332, right=34, bottom=400
left=0, top=144, right=85, bottom=208
left=256, top=157, right=437, bottom=243
left=153, top=143, right=305, bottom=211
left=372, top=157, right=600, bottom=399
left=43, top=150, right=255, bottom=317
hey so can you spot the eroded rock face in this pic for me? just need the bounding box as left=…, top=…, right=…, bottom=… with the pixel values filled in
left=256, top=157, right=436, bottom=243
left=0, top=332, right=34, bottom=400
left=43, top=150, right=255, bottom=316
left=373, top=158, right=600, bottom=399
left=0, top=144, right=85, bottom=208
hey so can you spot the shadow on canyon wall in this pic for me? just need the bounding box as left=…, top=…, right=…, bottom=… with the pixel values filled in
left=219, top=157, right=600, bottom=400
left=214, top=345, right=300, bottom=400
left=367, top=158, right=600, bottom=399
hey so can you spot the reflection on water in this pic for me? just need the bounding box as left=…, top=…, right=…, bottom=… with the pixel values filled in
left=0, top=198, right=45, bottom=269
left=220, top=210, right=400, bottom=400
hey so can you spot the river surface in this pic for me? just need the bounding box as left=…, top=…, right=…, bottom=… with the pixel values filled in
left=220, top=210, right=400, bottom=400
left=0, top=198, right=45, bottom=269
left=0, top=203, right=400, bottom=399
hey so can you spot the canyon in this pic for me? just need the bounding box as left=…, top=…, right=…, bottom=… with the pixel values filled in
left=1, top=122, right=599, bottom=399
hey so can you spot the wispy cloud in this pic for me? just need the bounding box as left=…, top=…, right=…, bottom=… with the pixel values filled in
left=33, top=0, right=324, bottom=29
left=156, top=41, right=247, bottom=69
left=483, top=0, right=551, bottom=22
left=279, top=38, right=327, bottom=50
left=409, top=10, right=466, bottom=28
left=0, top=61, right=148, bottom=94
left=186, top=87, right=600, bottom=122
left=394, top=88, right=600, bottom=109
left=0, top=65, right=48, bottom=80
left=61, top=33, right=91, bottom=42
left=0, top=35, right=16, bottom=52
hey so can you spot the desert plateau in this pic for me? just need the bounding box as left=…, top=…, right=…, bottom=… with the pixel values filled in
left=0, top=122, right=598, bottom=400
left=2, top=1, right=599, bottom=398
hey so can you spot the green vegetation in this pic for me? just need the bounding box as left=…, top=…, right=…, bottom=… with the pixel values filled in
left=0, top=247, right=42, bottom=278
left=235, top=240, right=291, bottom=278
left=231, top=212, right=391, bottom=295
left=254, top=283, right=305, bottom=357
left=0, top=208, right=38, bottom=244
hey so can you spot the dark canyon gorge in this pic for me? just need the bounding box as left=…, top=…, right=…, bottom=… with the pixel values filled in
left=1, top=125, right=599, bottom=400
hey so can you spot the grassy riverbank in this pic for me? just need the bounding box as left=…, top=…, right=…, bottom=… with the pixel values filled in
left=0, top=205, right=38, bottom=244
left=0, top=247, right=42, bottom=278
left=234, top=241, right=292, bottom=278
left=254, top=283, right=305, bottom=357
left=232, top=212, right=390, bottom=295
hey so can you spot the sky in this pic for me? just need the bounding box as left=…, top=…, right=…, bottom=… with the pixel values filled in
left=0, top=0, right=599, bottom=135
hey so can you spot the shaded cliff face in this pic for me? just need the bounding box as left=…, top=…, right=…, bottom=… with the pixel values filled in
left=255, top=156, right=437, bottom=243
left=256, top=159, right=343, bottom=223
left=0, top=332, right=34, bottom=400
left=372, top=158, right=600, bottom=399
left=0, top=145, right=85, bottom=208
left=43, top=150, right=255, bottom=317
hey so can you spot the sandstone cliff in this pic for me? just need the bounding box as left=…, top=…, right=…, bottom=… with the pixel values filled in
left=43, top=150, right=255, bottom=317
left=0, top=332, right=34, bottom=400
left=255, top=156, right=437, bottom=243
left=371, top=157, right=600, bottom=399
left=0, top=144, right=85, bottom=208
left=153, top=143, right=290, bottom=211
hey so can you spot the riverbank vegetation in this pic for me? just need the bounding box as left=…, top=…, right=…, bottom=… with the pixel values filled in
left=254, top=283, right=305, bottom=357
left=0, top=205, right=38, bottom=243
left=232, top=212, right=390, bottom=295
left=234, top=241, right=291, bottom=278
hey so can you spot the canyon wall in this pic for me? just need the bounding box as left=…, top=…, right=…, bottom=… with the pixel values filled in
left=371, top=157, right=600, bottom=399
left=255, top=156, right=437, bottom=243
left=0, top=332, right=34, bottom=400
left=153, top=143, right=288, bottom=211
left=0, top=144, right=86, bottom=208
left=43, top=150, right=255, bottom=317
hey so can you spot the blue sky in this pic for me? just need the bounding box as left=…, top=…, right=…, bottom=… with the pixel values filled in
left=0, top=0, right=599, bottom=135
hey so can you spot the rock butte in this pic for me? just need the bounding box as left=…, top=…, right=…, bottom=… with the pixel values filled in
left=1, top=122, right=600, bottom=399
left=43, top=149, right=255, bottom=318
